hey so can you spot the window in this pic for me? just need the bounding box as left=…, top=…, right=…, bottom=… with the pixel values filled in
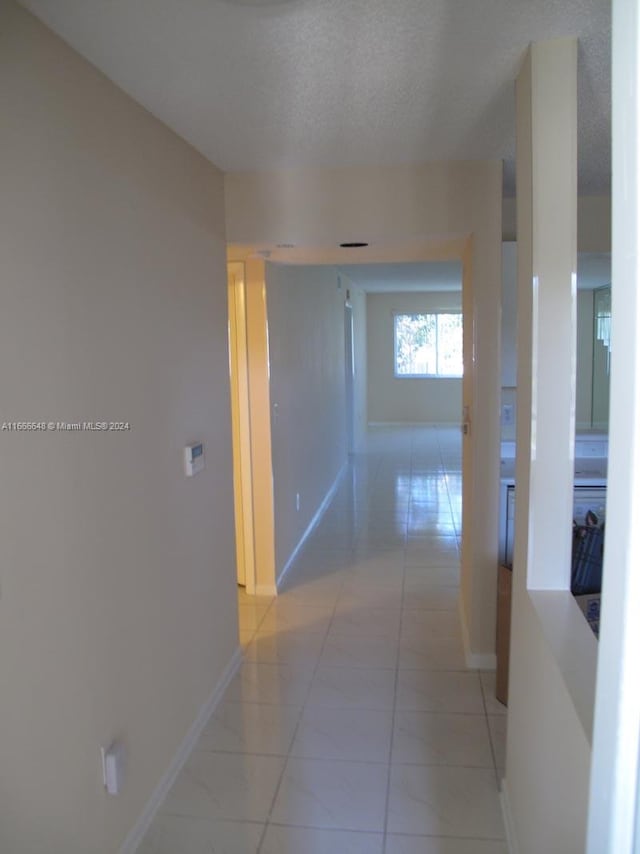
left=394, top=312, right=463, bottom=377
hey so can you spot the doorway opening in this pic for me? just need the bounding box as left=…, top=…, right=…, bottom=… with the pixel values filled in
left=226, top=240, right=485, bottom=670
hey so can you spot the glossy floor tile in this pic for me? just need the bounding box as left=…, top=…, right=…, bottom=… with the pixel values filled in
left=160, top=751, right=285, bottom=822
left=392, top=711, right=494, bottom=767
left=385, top=836, right=508, bottom=854
left=387, top=765, right=505, bottom=837
left=138, top=815, right=264, bottom=854
left=140, top=427, right=506, bottom=853
left=261, top=825, right=384, bottom=854
left=270, top=757, right=388, bottom=831
left=197, top=701, right=300, bottom=756
left=291, top=705, right=393, bottom=762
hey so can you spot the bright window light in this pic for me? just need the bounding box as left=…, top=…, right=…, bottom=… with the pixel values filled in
left=394, top=313, right=463, bottom=378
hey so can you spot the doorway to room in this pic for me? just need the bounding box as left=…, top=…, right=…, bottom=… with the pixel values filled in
left=231, top=247, right=473, bottom=620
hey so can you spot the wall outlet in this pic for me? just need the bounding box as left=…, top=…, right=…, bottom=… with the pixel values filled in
left=101, top=742, right=126, bottom=796
left=296, top=492, right=300, bottom=512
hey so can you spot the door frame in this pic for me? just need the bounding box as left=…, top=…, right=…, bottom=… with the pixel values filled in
left=344, top=298, right=355, bottom=454
left=227, top=262, right=256, bottom=594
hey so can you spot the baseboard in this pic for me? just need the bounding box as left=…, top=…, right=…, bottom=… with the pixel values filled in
left=119, top=646, right=243, bottom=854
left=458, top=596, right=497, bottom=671
left=276, top=462, right=347, bottom=591
left=500, top=777, right=519, bottom=854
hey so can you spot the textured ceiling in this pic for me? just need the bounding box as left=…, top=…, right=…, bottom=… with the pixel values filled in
left=21, top=0, right=611, bottom=194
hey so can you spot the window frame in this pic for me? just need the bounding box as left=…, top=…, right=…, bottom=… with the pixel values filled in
left=392, top=310, right=463, bottom=379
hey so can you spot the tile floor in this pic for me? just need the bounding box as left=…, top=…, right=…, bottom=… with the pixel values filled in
left=140, top=427, right=507, bottom=854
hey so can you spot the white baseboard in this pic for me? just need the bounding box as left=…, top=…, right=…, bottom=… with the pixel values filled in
left=119, top=646, right=243, bottom=854
left=500, top=777, right=519, bottom=854
left=458, top=596, right=497, bottom=671
left=276, top=462, right=347, bottom=591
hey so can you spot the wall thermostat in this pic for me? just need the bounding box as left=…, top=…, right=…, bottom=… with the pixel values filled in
left=184, top=443, right=205, bottom=477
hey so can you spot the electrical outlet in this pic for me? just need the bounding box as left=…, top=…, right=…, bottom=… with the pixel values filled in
left=502, top=404, right=514, bottom=426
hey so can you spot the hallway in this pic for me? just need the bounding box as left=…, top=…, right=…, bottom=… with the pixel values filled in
left=140, top=427, right=507, bottom=853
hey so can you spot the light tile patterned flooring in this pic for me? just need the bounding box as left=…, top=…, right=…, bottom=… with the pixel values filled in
left=140, top=427, right=507, bottom=853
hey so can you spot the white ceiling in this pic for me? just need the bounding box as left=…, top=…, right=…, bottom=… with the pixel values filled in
left=339, top=262, right=462, bottom=293
left=338, top=255, right=611, bottom=294
left=21, top=0, right=611, bottom=194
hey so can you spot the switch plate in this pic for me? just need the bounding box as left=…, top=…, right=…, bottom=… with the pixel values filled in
left=184, top=443, right=205, bottom=477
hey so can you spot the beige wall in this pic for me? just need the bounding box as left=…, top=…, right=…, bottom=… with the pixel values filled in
left=0, top=4, right=237, bottom=852
left=367, top=292, right=462, bottom=424
left=502, top=195, right=611, bottom=251
left=266, top=264, right=348, bottom=577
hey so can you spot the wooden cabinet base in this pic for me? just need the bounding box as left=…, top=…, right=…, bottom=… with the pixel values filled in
left=495, top=564, right=512, bottom=707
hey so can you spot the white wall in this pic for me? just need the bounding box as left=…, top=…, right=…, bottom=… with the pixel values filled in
left=505, top=38, right=593, bottom=854
left=587, top=2, right=640, bottom=847
left=506, top=594, right=592, bottom=852
left=0, top=4, right=237, bottom=852
left=266, top=264, right=348, bottom=578
left=367, top=291, right=462, bottom=424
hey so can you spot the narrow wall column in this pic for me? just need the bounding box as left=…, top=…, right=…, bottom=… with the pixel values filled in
left=504, top=39, right=591, bottom=854
left=514, top=38, right=577, bottom=593
left=588, top=0, right=640, bottom=849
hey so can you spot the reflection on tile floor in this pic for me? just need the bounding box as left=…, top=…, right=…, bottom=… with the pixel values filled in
left=139, top=427, right=507, bottom=854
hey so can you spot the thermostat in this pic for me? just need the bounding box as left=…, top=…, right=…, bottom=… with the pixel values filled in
left=184, top=443, right=204, bottom=477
